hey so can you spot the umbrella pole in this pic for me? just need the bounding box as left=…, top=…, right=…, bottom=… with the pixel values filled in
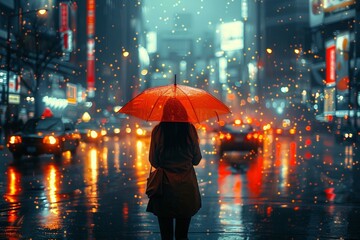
left=174, top=74, right=177, bottom=85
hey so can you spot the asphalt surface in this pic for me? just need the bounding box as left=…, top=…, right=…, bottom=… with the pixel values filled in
left=0, top=132, right=360, bottom=239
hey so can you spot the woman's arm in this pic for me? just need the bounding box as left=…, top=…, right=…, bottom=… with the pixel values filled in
left=149, top=125, right=160, bottom=167
left=190, top=124, right=202, bottom=165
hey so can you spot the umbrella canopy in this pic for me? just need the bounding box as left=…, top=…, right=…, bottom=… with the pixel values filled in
left=118, top=83, right=230, bottom=123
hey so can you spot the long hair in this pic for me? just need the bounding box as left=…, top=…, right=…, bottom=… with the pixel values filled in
left=160, top=122, right=192, bottom=152
left=161, top=97, right=188, bottom=122
left=160, top=98, right=192, bottom=151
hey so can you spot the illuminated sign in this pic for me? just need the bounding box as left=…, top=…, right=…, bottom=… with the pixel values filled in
left=67, top=83, right=77, bottom=105
left=325, top=41, right=336, bottom=86
left=59, top=2, right=69, bottom=32
left=87, top=39, right=95, bottom=97
left=324, top=87, right=335, bottom=120
left=335, top=32, right=350, bottom=91
left=42, top=96, right=68, bottom=109
left=146, top=32, right=157, bottom=54
left=87, top=0, right=95, bottom=36
left=219, top=21, right=244, bottom=51
left=87, top=0, right=96, bottom=97
left=9, top=94, right=20, bottom=104
left=309, top=0, right=324, bottom=27
left=323, top=0, right=355, bottom=12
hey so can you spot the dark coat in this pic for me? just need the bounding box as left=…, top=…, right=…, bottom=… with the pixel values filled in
left=146, top=123, right=202, bottom=218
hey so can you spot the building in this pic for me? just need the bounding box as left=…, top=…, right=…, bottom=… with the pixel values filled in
left=0, top=0, right=81, bottom=124
left=309, top=0, right=360, bottom=129
left=259, top=0, right=312, bottom=125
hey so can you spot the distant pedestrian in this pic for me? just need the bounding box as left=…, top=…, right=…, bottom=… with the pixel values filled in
left=146, top=98, right=202, bottom=240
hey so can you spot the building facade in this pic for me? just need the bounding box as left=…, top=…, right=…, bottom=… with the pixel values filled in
left=0, top=0, right=81, bottom=125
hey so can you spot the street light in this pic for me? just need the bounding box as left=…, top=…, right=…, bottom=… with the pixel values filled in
left=4, top=8, right=47, bottom=120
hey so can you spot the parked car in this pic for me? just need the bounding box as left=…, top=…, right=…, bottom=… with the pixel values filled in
left=75, top=120, right=107, bottom=143
left=7, top=117, right=80, bottom=162
left=218, top=121, right=263, bottom=156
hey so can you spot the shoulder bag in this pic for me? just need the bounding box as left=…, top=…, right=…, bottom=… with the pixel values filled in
left=146, top=166, right=164, bottom=198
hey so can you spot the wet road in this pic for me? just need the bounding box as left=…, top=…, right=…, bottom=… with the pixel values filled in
left=0, top=131, right=360, bottom=239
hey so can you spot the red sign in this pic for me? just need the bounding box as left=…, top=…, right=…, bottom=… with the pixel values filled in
left=87, top=0, right=95, bottom=36
left=61, top=30, right=73, bottom=52
left=87, top=0, right=96, bottom=97
left=326, top=43, right=336, bottom=86
left=87, top=39, right=95, bottom=96
left=59, top=2, right=69, bottom=32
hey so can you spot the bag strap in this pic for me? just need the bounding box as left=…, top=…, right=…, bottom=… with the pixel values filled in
left=148, top=165, right=153, bottom=177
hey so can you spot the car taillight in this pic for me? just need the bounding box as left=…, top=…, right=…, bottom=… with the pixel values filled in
left=219, top=133, right=231, bottom=140
left=259, top=134, right=264, bottom=141
left=9, top=136, right=22, bottom=144
left=289, top=128, right=296, bottom=135
left=275, top=128, right=283, bottom=134
left=43, top=136, right=58, bottom=145
left=247, top=132, right=262, bottom=141
left=73, top=132, right=81, bottom=139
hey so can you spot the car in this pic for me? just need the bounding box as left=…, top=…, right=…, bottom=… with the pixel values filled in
left=218, top=121, right=263, bottom=156
left=101, top=116, right=127, bottom=136
left=273, top=119, right=296, bottom=137
left=335, top=124, right=358, bottom=142
left=102, top=121, right=122, bottom=136
left=75, top=120, right=107, bottom=143
left=7, top=117, right=80, bottom=162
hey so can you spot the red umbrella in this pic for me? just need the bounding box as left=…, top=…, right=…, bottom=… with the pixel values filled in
left=119, top=82, right=230, bottom=123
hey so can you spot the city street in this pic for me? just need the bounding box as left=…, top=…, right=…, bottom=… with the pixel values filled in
left=0, top=131, right=360, bottom=239
left=1, top=1, right=360, bottom=239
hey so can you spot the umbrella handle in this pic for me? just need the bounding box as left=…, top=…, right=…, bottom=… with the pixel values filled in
left=174, top=74, right=177, bottom=86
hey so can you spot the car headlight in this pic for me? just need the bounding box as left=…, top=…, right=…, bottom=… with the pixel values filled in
left=136, top=128, right=144, bottom=136
left=88, top=130, right=98, bottom=139
left=9, top=135, right=22, bottom=144
left=43, top=136, right=58, bottom=145
left=345, top=133, right=353, bottom=138
left=101, top=129, right=107, bottom=136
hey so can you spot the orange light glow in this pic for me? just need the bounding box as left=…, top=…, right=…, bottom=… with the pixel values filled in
left=9, top=135, right=22, bottom=144
left=43, top=136, right=58, bottom=145
left=289, top=128, right=296, bottom=135
left=234, top=119, right=242, bottom=125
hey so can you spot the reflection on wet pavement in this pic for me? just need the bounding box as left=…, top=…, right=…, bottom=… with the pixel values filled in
left=0, top=132, right=359, bottom=239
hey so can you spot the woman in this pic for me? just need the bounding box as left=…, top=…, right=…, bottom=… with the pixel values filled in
left=146, top=98, right=202, bottom=240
